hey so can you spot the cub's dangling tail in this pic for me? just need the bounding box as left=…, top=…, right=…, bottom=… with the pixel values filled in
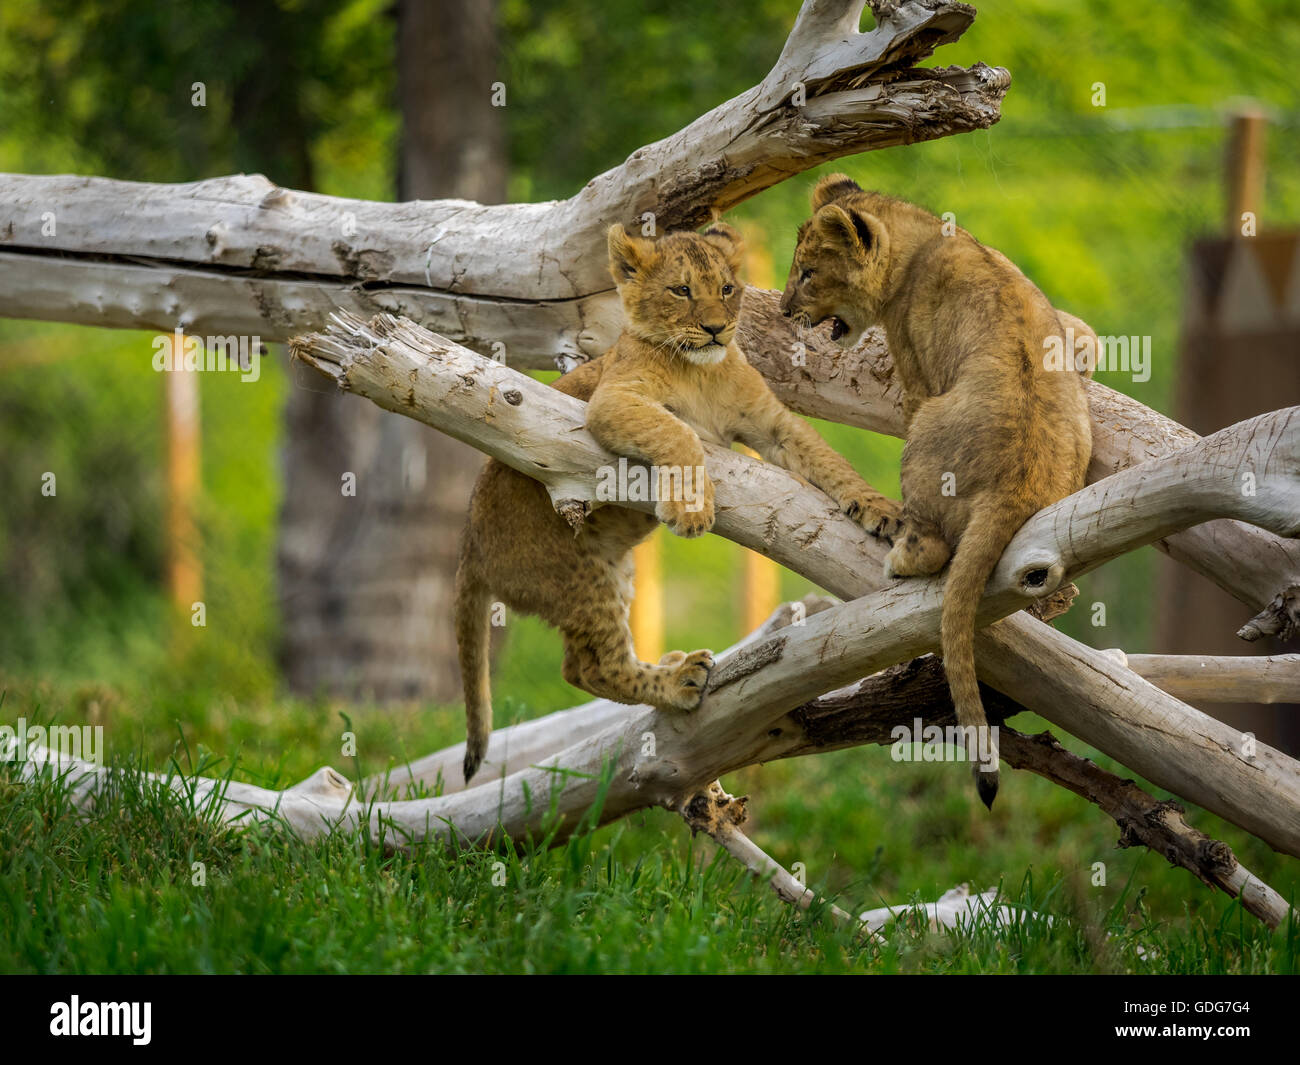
left=938, top=502, right=1027, bottom=809
left=455, top=555, right=493, bottom=785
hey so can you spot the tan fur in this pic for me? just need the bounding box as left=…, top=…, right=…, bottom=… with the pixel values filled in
left=456, top=222, right=902, bottom=783
left=780, top=175, right=1093, bottom=807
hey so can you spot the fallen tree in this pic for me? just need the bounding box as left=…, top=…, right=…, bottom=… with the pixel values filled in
left=286, top=311, right=1300, bottom=862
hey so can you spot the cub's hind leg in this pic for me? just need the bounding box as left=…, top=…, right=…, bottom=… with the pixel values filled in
left=885, top=394, right=959, bottom=579
left=561, top=592, right=712, bottom=712
left=884, top=517, right=950, bottom=579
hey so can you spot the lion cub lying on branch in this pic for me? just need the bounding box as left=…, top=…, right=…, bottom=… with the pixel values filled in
left=455, top=221, right=901, bottom=783
left=781, top=175, right=1093, bottom=808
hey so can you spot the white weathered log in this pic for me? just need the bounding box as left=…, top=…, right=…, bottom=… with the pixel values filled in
left=291, top=312, right=884, bottom=594
left=294, top=312, right=1300, bottom=584
left=858, top=884, right=1053, bottom=935
left=0, top=250, right=608, bottom=366
left=0, top=1, right=1005, bottom=361
left=20, top=746, right=358, bottom=836
left=1098, top=651, right=1300, bottom=704
left=290, top=312, right=1300, bottom=858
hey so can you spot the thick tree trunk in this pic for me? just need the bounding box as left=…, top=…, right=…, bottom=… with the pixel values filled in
left=397, top=0, right=506, bottom=202
left=277, top=0, right=504, bottom=700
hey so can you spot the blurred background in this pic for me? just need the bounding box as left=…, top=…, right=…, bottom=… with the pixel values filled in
left=1, top=0, right=1298, bottom=790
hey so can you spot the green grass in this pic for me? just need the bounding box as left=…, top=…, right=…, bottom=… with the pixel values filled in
left=1, top=686, right=1295, bottom=974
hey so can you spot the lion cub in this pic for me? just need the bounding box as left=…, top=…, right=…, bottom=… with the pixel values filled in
left=781, top=175, right=1093, bottom=807
left=455, top=221, right=902, bottom=783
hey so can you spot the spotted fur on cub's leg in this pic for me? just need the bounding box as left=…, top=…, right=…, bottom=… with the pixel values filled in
left=560, top=595, right=713, bottom=713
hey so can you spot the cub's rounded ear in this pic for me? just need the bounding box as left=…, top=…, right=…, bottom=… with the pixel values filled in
left=608, top=223, right=655, bottom=283
left=701, top=222, right=745, bottom=275
left=813, top=203, right=885, bottom=259
left=812, top=173, right=863, bottom=211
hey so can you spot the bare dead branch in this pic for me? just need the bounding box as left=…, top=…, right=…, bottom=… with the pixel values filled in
left=1100, top=650, right=1300, bottom=704
left=676, top=779, right=878, bottom=935
left=759, top=655, right=1291, bottom=929
left=0, top=1, right=1004, bottom=361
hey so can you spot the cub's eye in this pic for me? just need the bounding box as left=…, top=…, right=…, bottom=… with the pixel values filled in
left=670, top=285, right=691, bottom=297
left=800, top=268, right=814, bottom=283
left=721, top=284, right=734, bottom=296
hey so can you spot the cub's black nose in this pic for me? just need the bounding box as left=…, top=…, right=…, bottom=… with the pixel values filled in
left=780, top=306, right=792, bottom=318
left=703, top=324, right=723, bottom=338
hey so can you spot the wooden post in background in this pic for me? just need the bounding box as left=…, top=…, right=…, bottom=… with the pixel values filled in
left=1226, top=106, right=1267, bottom=235
left=1157, top=102, right=1300, bottom=755
left=164, top=331, right=202, bottom=612
left=630, top=532, right=663, bottom=662
left=740, top=226, right=781, bottom=636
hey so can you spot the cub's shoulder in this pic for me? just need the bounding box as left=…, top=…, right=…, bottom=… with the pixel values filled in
left=551, top=355, right=606, bottom=401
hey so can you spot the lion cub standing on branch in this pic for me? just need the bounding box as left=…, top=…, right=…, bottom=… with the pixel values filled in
left=456, top=221, right=902, bottom=783
left=781, top=175, right=1093, bottom=808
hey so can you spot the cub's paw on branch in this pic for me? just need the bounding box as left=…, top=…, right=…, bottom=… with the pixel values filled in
left=656, top=483, right=715, bottom=538
left=655, top=649, right=715, bottom=710
left=838, top=488, right=904, bottom=544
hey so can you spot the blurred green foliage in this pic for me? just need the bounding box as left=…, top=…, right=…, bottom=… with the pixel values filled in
left=3, top=0, right=1299, bottom=712
left=5, top=0, right=1300, bottom=692
left=0, top=1, right=1298, bottom=968
left=0, top=0, right=396, bottom=191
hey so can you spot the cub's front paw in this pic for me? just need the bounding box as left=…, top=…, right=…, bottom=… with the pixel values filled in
left=840, top=490, right=904, bottom=544
left=656, top=495, right=715, bottom=539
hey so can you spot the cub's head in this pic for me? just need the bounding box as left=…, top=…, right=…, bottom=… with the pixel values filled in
left=780, top=173, right=891, bottom=349
left=607, top=222, right=745, bottom=366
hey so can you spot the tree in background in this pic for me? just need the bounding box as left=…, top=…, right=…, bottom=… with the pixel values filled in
left=0, top=0, right=505, bottom=700
left=0, top=0, right=395, bottom=678
left=278, top=0, right=505, bottom=700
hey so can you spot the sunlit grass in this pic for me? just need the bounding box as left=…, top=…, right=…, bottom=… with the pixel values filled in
left=1, top=684, right=1295, bottom=974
